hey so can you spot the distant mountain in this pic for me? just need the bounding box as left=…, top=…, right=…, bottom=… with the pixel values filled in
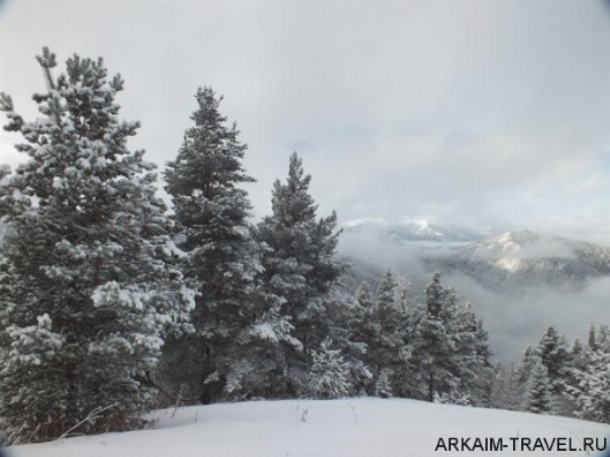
left=342, top=218, right=490, bottom=244
left=423, top=230, right=610, bottom=291
left=339, top=221, right=610, bottom=360
left=340, top=220, right=610, bottom=292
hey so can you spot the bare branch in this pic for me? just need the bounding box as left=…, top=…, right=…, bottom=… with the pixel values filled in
left=55, top=402, right=118, bottom=441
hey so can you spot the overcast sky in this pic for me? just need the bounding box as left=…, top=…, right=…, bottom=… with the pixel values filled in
left=2, top=0, right=610, bottom=243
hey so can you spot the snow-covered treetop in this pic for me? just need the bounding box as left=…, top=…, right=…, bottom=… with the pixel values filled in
left=0, top=47, right=150, bottom=223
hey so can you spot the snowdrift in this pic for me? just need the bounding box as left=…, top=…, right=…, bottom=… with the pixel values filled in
left=8, top=398, right=610, bottom=457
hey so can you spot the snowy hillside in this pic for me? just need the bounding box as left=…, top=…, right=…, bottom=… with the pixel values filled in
left=8, top=399, right=610, bottom=457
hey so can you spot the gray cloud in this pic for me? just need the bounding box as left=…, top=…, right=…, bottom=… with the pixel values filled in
left=1, top=1, right=610, bottom=243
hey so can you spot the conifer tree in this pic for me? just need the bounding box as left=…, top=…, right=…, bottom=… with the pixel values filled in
left=161, top=86, right=264, bottom=402
left=368, top=270, right=404, bottom=394
left=454, top=303, right=492, bottom=405
left=517, top=346, right=537, bottom=384
left=329, top=281, right=375, bottom=395
left=407, top=273, right=458, bottom=402
left=490, top=363, right=521, bottom=411
left=401, top=273, right=491, bottom=405
left=570, top=338, right=590, bottom=372
left=375, top=368, right=393, bottom=398
left=588, top=324, right=598, bottom=351
left=598, top=325, right=610, bottom=350
left=568, top=349, right=610, bottom=423
left=394, top=275, right=412, bottom=312
left=536, top=326, right=569, bottom=397
left=567, top=330, right=610, bottom=423
left=516, top=346, right=538, bottom=407
left=526, top=359, right=553, bottom=414
left=355, top=281, right=374, bottom=310
left=0, top=49, right=194, bottom=443
left=255, top=152, right=342, bottom=394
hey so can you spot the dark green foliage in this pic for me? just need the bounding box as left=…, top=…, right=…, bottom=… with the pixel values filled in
left=0, top=48, right=194, bottom=444
left=162, top=87, right=260, bottom=402
left=255, top=152, right=342, bottom=395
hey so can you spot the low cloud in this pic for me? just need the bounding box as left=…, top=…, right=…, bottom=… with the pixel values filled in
left=339, top=229, right=610, bottom=361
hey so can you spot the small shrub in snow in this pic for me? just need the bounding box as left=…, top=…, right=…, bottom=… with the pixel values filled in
left=308, top=339, right=352, bottom=399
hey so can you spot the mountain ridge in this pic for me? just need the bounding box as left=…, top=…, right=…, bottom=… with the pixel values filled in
left=339, top=219, right=610, bottom=291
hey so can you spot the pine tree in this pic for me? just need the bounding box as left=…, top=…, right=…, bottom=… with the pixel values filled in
left=536, top=326, right=569, bottom=398
left=407, top=273, right=458, bottom=402
left=355, top=281, right=374, bottom=310
left=161, top=86, right=261, bottom=403
left=568, top=349, right=610, bottom=423
left=454, top=303, right=492, bottom=406
left=308, top=338, right=352, bottom=399
left=570, top=338, right=588, bottom=370
left=368, top=270, right=404, bottom=395
left=567, top=329, right=610, bottom=423
left=588, top=324, right=598, bottom=352
left=426, top=272, right=444, bottom=317
left=255, top=152, right=342, bottom=394
left=394, top=274, right=412, bottom=312
left=517, top=347, right=536, bottom=384
left=222, top=288, right=302, bottom=399
left=490, top=362, right=521, bottom=411
left=516, top=346, right=538, bottom=407
left=0, top=49, right=194, bottom=443
left=374, top=368, right=393, bottom=398
left=401, top=275, right=491, bottom=405
left=377, top=270, right=397, bottom=312
left=598, top=325, right=610, bottom=351
left=328, top=281, right=374, bottom=395
left=526, top=359, right=553, bottom=414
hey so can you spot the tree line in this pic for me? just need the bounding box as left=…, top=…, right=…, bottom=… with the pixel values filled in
left=492, top=324, right=610, bottom=424
left=0, top=49, right=607, bottom=445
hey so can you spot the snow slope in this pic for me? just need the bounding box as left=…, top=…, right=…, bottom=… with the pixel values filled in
left=7, top=398, right=610, bottom=457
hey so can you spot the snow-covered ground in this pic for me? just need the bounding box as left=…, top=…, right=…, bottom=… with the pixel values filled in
left=7, top=398, right=610, bottom=457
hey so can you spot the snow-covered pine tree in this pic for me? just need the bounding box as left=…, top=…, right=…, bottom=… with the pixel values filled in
left=598, top=325, right=610, bottom=350
left=367, top=270, right=404, bottom=395
left=473, top=318, right=493, bottom=404
left=374, top=368, right=394, bottom=398
left=350, top=281, right=380, bottom=392
left=255, top=152, right=342, bottom=395
left=407, top=273, right=458, bottom=402
left=566, top=328, right=610, bottom=423
left=394, top=274, right=412, bottom=312
left=588, top=324, right=598, bottom=352
left=377, top=270, right=397, bottom=311
left=221, top=286, right=303, bottom=399
left=489, top=362, right=521, bottom=411
left=526, top=359, right=554, bottom=415
left=453, top=303, right=492, bottom=406
left=355, top=281, right=374, bottom=310
left=514, top=345, right=538, bottom=409
left=0, top=49, right=194, bottom=444
left=517, top=346, right=536, bottom=384
left=570, top=338, right=589, bottom=371
left=568, top=348, right=610, bottom=423
left=161, top=86, right=263, bottom=402
left=561, top=338, right=588, bottom=418
left=536, top=326, right=569, bottom=397
left=426, top=272, right=444, bottom=317
left=321, top=282, right=374, bottom=396
left=308, top=338, right=352, bottom=399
